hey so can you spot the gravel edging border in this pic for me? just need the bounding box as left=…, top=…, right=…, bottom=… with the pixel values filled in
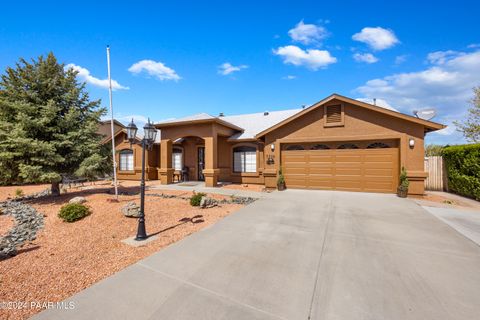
left=0, top=200, right=45, bottom=260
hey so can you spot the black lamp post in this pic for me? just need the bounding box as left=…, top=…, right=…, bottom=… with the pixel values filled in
left=126, top=118, right=158, bottom=241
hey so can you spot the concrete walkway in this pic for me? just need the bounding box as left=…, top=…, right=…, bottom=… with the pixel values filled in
left=148, top=182, right=268, bottom=199
left=423, top=206, right=480, bottom=246
left=34, top=190, right=480, bottom=320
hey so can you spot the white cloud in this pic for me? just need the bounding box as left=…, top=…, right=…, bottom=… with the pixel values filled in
left=356, top=49, right=480, bottom=143
left=352, top=27, right=399, bottom=51
left=467, top=43, right=480, bottom=49
left=395, top=55, right=408, bottom=65
left=282, top=75, right=297, bottom=80
left=426, top=50, right=462, bottom=65
left=355, top=98, right=398, bottom=111
left=353, top=53, right=378, bottom=64
left=273, top=45, right=337, bottom=70
left=218, top=62, right=248, bottom=76
left=128, top=60, right=180, bottom=81
left=288, top=20, right=329, bottom=45
left=66, top=64, right=129, bottom=90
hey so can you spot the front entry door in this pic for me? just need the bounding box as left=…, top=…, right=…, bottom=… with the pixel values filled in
left=197, top=146, right=205, bottom=181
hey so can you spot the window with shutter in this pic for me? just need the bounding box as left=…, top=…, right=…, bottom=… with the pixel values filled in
left=324, top=104, right=344, bottom=126
left=233, top=146, right=257, bottom=173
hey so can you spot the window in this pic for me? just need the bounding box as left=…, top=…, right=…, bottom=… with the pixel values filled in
left=233, top=146, right=256, bottom=173
left=286, top=145, right=304, bottom=150
left=119, top=150, right=134, bottom=171
left=172, top=148, right=183, bottom=171
left=311, top=144, right=330, bottom=150
left=367, top=142, right=390, bottom=149
left=337, top=143, right=359, bottom=149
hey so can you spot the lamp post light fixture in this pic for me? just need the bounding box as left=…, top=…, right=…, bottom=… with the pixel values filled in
left=126, top=118, right=158, bottom=241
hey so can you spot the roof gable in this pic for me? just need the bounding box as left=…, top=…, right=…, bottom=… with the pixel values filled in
left=255, top=94, right=445, bottom=138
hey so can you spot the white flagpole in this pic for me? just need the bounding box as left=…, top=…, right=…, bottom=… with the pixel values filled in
left=107, top=45, right=119, bottom=199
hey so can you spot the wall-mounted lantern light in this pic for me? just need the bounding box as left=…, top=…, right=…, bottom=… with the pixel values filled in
left=409, top=138, right=415, bottom=148
left=270, top=143, right=275, bottom=152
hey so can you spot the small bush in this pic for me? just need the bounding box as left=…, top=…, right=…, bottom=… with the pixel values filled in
left=15, top=188, right=24, bottom=198
left=443, top=144, right=480, bottom=200
left=58, top=203, right=91, bottom=222
left=399, top=167, right=409, bottom=189
left=277, top=168, right=285, bottom=185
left=190, top=192, right=206, bottom=206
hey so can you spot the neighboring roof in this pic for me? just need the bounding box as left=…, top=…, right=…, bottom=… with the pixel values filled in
left=100, top=119, right=126, bottom=128
left=255, top=93, right=446, bottom=138
left=222, top=109, right=302, bottom=140
left=101, top=128, right=161, bottom=144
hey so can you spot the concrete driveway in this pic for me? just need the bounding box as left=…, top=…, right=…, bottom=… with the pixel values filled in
left=34, top=190, right=480, bottom=320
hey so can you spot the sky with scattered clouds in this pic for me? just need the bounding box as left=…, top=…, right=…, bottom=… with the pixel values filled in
left=0, top=0, right=479, bottom=145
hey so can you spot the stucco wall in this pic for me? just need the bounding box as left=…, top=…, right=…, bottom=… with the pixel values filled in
left=261, top=99, right=427, bottom=194
left=114, top=132, right=159, bottom=180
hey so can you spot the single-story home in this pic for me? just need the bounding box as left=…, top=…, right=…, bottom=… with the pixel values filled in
left=103, top=94, right=445, bottom=195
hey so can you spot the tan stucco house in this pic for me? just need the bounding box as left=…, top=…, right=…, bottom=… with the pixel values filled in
left=106, top=94, right=445, bottom=195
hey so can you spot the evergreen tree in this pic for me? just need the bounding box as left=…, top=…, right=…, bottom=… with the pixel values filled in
left=0, top=53, right=106, bottom=195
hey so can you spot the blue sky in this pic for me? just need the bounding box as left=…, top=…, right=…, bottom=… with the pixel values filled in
left=1, top=0, right=479, bottom=144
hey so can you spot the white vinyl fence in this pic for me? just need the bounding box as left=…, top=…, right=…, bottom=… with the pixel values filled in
left=424, top=156, right=447, bottom=191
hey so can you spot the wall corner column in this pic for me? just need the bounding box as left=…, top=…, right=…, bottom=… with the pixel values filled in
left=204, top=136, right=219, bottom=187
left=159, top=139, right=173, bottom=184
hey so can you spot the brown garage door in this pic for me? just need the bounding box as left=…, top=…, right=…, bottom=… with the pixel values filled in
left=281, top=146, right=399, bottom=193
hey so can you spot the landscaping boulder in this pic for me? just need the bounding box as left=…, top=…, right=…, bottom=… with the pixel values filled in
left=200, top=196, right=218, bottom=209
left=122, top=201, right=141, bottom=218
left=69, top=196, right=87, bottom=204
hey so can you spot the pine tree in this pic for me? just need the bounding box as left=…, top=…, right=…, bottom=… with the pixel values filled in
left=0, top=52, right=106, bottom=195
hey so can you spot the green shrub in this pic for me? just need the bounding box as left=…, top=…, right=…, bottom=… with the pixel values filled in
left=15, top=188, right=24, bottom=198
left=442, top=144, right=480, bottom=200
left=190, top=192, right=206, bottom=206
left=399, top=167, right=409, bottom=189
left=277, top=168, right=285, bottom=185
left=58, top=203, right=91, bottom=222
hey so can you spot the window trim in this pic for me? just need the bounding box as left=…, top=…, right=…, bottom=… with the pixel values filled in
left=232, top=145, right=258, bottom=174
left=119, top=149, right=134, bottom=172
left=324, top=103, right=345, bottom=127
left=337, top=143, right=359, bottom=149
left=285, top=144, right=305, bottom=150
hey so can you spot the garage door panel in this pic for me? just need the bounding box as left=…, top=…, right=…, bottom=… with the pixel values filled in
left=282, top=145, right=399, bottom=193
left=364, top=168, right=395, bottom=176
left=308, top=168, right=335, bottom=175
left=284, top=167, right=307, bottom=175
left=307, top=177, right=335, bottom=189
left=309, top=154, right=336, bottom=162
left=335, top=168, right=362, bottom=176
left=335, top=155, right=362, bottom=163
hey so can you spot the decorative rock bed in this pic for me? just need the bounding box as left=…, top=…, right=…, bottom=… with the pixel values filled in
left=147, top=192, right=257, bottom=206
left=0, top=195, right=45, bottom=259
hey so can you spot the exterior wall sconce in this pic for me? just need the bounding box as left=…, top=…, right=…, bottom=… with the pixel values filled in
left=267, top=155, right=275, bottom=165
left=409, top=138, right=415, bottom=148
left=270, top=143, right=275, bottom=152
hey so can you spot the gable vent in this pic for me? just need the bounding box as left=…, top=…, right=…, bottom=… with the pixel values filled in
left=326, top=105, right=342, bottom=123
